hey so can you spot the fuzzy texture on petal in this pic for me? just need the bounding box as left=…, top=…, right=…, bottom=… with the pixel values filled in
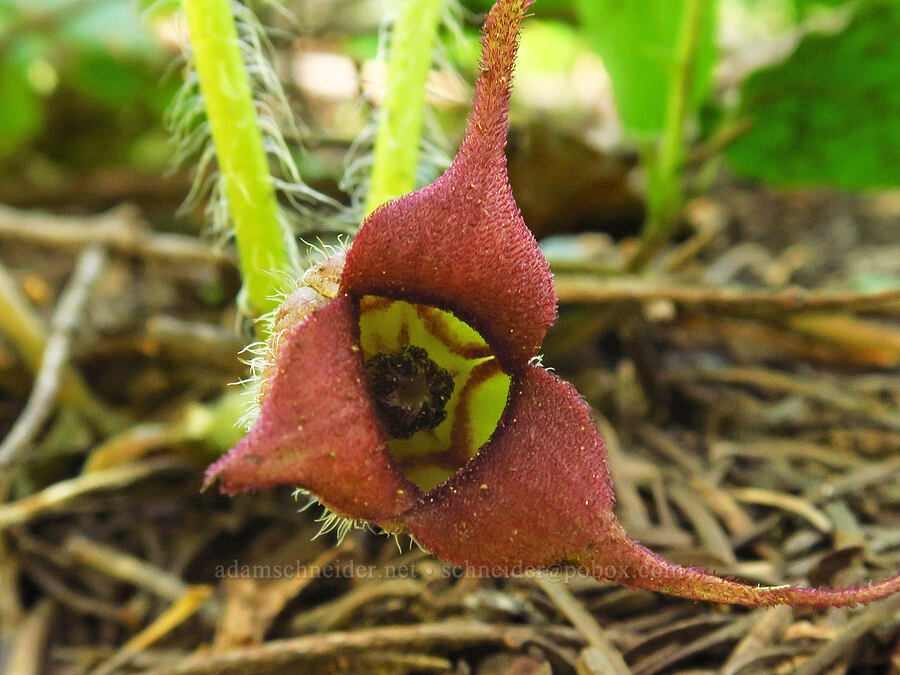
left=403, top=367, right=900, bottom=608
left=204, top=295, right=419, bottom=523
left=341, top=0, right=555, bottom=373
left=403, top=365, right=616, bottom=569
left=258, top=285, right=329, bottom=403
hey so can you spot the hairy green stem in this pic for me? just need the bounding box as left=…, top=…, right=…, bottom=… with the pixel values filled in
left=181, top=0, right=293, bottom=315
left=365, top=0, right=444, bottom=214
left=629, top=0, right=709, bottom=272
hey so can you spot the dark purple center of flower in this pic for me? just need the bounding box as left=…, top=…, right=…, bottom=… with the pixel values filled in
left=365, top=345, right=455, bottom=439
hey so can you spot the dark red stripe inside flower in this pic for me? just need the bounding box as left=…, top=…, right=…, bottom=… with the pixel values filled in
left=205, top=0, right=900, bottom=608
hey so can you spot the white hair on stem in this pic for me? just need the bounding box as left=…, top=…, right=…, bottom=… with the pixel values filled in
left=340, top=0, right=469, bottom=217
left=166, top=0, right=350, bottom=271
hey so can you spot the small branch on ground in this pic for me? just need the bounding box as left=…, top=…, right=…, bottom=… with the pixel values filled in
left=3, top=599, right=54, bottom=675
left=0, top=245, right=108, bottom=467
left=63, top=535, right=221, bottom=626
left=0, top=204, right=233, bottom=266
left=554, top=276, right=900, bottom=315
left=792, top=593, right=900, bottom=675
left=0, top=458, right=187, bottom=531
left=145, top=622, right=584, bottom=675
left=87, top=585, right=213, bottom=675
left=535, top=574, right=630, bottom=675
left=0, top=257, right=110, bottom=430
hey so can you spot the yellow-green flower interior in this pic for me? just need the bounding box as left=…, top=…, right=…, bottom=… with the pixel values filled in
left=358, top=296, right=511, bottom=491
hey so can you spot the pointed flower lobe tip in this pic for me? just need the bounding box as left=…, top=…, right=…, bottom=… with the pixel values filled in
left=341, top=0, right=555, bottom=372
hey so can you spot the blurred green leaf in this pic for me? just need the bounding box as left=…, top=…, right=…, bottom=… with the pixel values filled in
left=574, top=0, right=717, bottom=138
left=740, top=0, right=850, bottom=16
left=727, top=3, right=900, bottom=189
left=66, top=53, right=147, bottom=108
left=791, top=0, right=851, bottom=16
left=0, top=0, right=170, bottom=165
left=0, top=1, right=20, bottom=29
left=61, top=0, right=156, bottom=55
left=347, top=33, right=379, bottom=62
left=0, top=37, right=47, bottom=157
left=517, top=20, right=585, bottom=75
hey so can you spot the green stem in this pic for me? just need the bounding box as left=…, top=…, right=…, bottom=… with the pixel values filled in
left=629, top=0, right=709, bottom=272
left=181, top=0, right=293, bottom=315
left=365, top=0, right=444, bottom=215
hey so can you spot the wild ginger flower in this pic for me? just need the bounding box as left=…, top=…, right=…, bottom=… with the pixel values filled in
left=206, top=0, right=900, bottom=607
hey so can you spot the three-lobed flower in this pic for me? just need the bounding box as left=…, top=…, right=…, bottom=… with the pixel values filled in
left=206, top=0, right=900, bottom=608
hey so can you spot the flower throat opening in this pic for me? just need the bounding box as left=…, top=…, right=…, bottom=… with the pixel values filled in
left=358, top=296, right=511, bottom=491
left=365, top=345, right=455, bottom=439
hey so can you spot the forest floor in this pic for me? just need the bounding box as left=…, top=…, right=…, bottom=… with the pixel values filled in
left=0, top=156, right=899, bottom=674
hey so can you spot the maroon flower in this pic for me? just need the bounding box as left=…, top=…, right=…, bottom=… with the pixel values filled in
left=206, top=0, right=900, bottom=607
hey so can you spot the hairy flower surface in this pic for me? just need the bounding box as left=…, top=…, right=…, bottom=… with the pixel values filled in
left=206, top=0, right=900, bottom=608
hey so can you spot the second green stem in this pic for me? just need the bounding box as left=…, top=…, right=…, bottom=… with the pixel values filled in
left=630, top=0, right=709, bottom=272
left=365, top=0, right=444, bottom=214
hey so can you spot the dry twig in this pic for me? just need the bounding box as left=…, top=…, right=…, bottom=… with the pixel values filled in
left=88, top=586, right=213, bottom=675
left=4, top=599, right=54, bottom=675
left=147, top=622, right=584, bottom=675
left=0, top=458, right=187, bottom=531
left=0, top=204, right=232, bottom=266
left=792, top=592, right=900, bottom=675
left=536, top=574, right=630, bottom=675
left=0, top=246, right=107, bottom=466
left=554, top=276, right=900, bottom=314
left=0, top=257, right=107, bottom=428
left=721, top=605, right=793, bottom=675
left=666, top=366, right=900, bottom=432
